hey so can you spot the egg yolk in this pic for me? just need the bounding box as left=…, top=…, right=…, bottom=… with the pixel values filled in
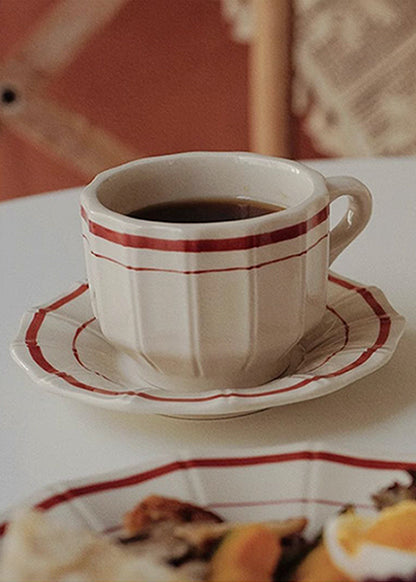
left=335, top=511, right=372, bottom=554
left=295, top=501, right=416, bottom=582
left=365, top=500, right=416, bottom=552
left=294, top=542, right=352, bottom=582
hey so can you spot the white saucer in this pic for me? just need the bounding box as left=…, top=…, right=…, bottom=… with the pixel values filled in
left=11, top=273, right=405, bottom=419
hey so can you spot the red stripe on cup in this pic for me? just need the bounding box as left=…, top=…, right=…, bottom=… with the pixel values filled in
left=88, top=232, right=329, bottom=275
left=80, top=205, right=329, bottom=252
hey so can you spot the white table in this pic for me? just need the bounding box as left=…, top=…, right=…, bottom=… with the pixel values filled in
left=1, top=156, right=415, bottom=513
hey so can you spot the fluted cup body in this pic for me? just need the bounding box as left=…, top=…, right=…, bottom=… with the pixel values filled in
left=81, top=152, right=372, bottom=392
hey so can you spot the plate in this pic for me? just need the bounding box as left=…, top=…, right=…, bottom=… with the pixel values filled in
left=10, top=272, right=405, bottom=418
left=1, top=443, right=415, bottom=541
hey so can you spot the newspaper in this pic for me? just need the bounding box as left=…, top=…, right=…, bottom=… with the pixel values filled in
left=293, top=0, right=416, bottom=156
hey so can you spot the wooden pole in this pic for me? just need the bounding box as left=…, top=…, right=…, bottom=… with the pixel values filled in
left=249, top=0, right=292, bottom=157
left=0, top=0, right=137, bottom=178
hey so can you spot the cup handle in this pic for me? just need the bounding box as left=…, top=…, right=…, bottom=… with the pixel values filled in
left=326, top=176, right=372, bottom=265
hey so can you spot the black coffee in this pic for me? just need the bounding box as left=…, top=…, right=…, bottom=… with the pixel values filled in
left=127, top=198, right=284, bottom=223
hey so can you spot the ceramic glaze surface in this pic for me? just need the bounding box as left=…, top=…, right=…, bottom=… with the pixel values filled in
left=10, top=273, right=404, bottom=418
left=80, top=153, right=372, bottom=391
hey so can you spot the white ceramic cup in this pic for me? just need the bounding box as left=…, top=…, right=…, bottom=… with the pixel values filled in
left=81, top=152, right=372, bottom=392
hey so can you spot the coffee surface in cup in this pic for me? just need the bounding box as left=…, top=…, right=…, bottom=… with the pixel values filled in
left=127, top=198, right=284, bottom=223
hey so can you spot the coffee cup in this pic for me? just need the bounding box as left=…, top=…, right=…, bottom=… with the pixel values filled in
left=81, top=152, right=372, bottom=392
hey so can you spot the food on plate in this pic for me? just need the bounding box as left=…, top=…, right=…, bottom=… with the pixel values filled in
left=0, top=495, right=306, bottom=582
left=295, top=502, right=416, bottom=582
left=2, top=473, right=416, bottom=582
left=208, top=524, right=281, bottom=581
left=372, top=470, right=416, bottom=510
left=123, top=494, right=223, bottom=536
left=0, top=509, right=181, bottom=582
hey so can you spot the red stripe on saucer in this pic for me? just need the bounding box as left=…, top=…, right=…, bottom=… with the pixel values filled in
left=23, top=277, right=391, bottom=403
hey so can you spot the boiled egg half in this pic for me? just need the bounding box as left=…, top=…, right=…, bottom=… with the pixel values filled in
left=324, top=500, right=416, bottom=581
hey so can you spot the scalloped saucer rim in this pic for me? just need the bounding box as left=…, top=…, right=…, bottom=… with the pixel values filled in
left=10, top=272, right=405, bottom=419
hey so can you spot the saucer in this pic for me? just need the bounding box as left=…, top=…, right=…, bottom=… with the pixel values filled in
left=11, top=273, right=405, bottom=419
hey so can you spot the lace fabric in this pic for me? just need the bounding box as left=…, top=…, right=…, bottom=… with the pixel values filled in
left=293, top=0, right=416, bottom=156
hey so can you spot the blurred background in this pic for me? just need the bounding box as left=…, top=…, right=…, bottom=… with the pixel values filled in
left=1, top=0, right=415, bottom=201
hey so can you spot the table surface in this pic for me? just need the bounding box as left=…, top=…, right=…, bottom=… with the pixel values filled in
left=1, top=156, right=415, bottom=513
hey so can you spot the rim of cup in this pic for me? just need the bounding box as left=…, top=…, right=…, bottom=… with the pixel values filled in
left=81, top=151, right=328, bottom=232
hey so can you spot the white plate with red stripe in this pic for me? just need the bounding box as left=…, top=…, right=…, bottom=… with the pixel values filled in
left=1, top=443, right=415, bottom=541
left=10, top=272, right=405, bottom=419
